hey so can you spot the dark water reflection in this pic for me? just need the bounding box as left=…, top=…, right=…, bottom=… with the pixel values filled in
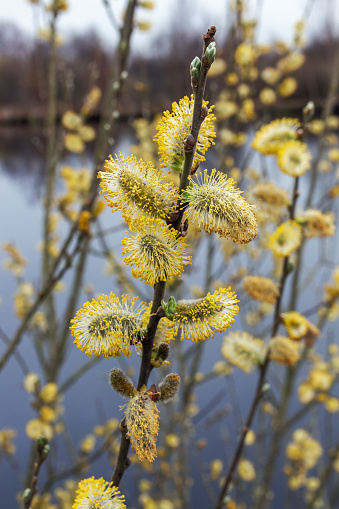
left=0, top=125, right=339, bottom=508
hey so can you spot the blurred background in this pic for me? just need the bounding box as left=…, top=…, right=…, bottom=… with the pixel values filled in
left=1, top=1, right=339, bottom=508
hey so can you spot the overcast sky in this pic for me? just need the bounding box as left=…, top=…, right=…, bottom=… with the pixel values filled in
left=2, top=0, right=339, bottom=52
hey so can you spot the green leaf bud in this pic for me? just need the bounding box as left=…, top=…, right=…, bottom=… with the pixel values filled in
left=23, top=488, right=31, bottom=503
left=36, top=436, right=49, bottom=454
left=190, top=56, right=201, bottom=80
left=41, top=444, right=50, bottom=459
left=161, top=296, right=177, bottom=320
left=204, top=41, right=216, bottom=65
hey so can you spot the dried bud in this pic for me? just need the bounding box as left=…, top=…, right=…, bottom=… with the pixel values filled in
left=156, top=342, right=170, bottom=361
left=179, top=218, right=189, bottom=237
left=201, top=106, right=209, bottom=119
left=184, top=134, right=195, bottom=153
left=109, top=368, right=136, bottom=398
left=159, top=373, right=180, bottom=403
left=149, top=384, right=161, bottom=402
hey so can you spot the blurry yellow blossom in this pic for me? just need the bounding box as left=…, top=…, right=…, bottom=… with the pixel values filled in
left=210, top=459, right=223, bottom=480
left=221, top=331, right=267, bottom=373
left=24, top=372, right=40, bottom=393
left=238, top=459, right=256, bottom=481
left=40, top=382, right=58, bottom=403
left=78, top=210, right=91, bottom=234
left=225, top=72, right=239, bottom=86
left=81, top=86, right=102, bottom=116
left=14, top=282, right=34, bottom=318
left=328, top=148, right=339, bottom=162
left=298, top=381, right=315, bottom=403
left=3, top=243, right=26, bottom=276
left=234, top=43, right=256, bottom=66
left=64, top=133, right=85, bottom=153
left=241, top=99, right=255, bottom=120
left=297, top=209, right=335, bottom=238
left=269, top=336, right=300, bottom=365
left=278, top=77, right=298, bottom=97
left=40, top=406, right=57, bottom=423
left=80, top=434, right=96, bottom=454
left=309, top=366, right=334, bottom=391
left=308, top=119, right=325, bottom=136
left=165, top=434, right=180, bottom=448
left=78, top=125, right=96, bottom=142
left=275, top=41, right=288, bottom=54
left=242, top=275, right=279, bottom=304
left=326, top=115, right=339, bottom=130
left=277, top=141, right=311, bottom=177
left=259, top=88, right=277, bottom=105
left=245, top=429, right=256, bottom=445
left=277, top=52, right=305, bottom=73
left=208, top=58, right=227, bottom=77
left=62, top=110, right=82, bottom=131
left=261, top=67, right=282, bottom=85
left=215, top=100, right=238, bottom=119
left=0, top=429, right=16, bottom=455
left=324, top=397, right=339, bottom=413
left=237, top=83, right=251, bottom=98
left=317, top=160, right=332, bottom=173
left=268, top=220, right=302, bottom=257
left=252, top=118, right=300, bottom=155
left=26, top=419, right=53, bottom=440
left=46, top=0, right=68, bottom=12
left=136, top=21, right=152, bottom=31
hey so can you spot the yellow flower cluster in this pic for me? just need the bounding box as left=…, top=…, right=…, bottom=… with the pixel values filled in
left=242, top=275, right=279, bottom=304
left=122, top=217, right=192, bottom=285
left=99, top=154, right=178, bottom=224
left=172, top=288, right=239, bottom=342
left=125, top=387, right=160, bottom=463
left=285, top=429, right=322, bottom=490
left=155, top=95, right=216, bottom=172
left=72, top=477, right=126, bottom=509
left=183, top=169, right=258, bottom=244
left=70, top=293, right=147, bottom=358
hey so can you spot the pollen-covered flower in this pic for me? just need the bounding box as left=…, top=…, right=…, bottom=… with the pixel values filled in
left=70, top=293, right=147, bottom=358
left=278, top=77, right=298, bottom=98
left=221, top=331, right=267, bottom=373
left=168, top=288, right=239, bottom=342
left=252, top=118, right=301, bottom=155
left=277, top=52, right=305, bottom=73
left=183, top=169, right=258, bottom=244
left=155, top=95, right=216, bottom=172
left=72, top=477, right=126, bottom=509
left=250, top=181, right=289, bottom=208
left=125, top=387, right=159, bottom=462
left=242, top=275, right=279, bottom=304
left=98, top=154, right=178, bottom=224
left=277, top=141, right=311, bottom=177
left=297, top=209, right=335, bottom=238
left=268, top=220, right=302, bottom=257
left=121, top=218, right=191, bottom=285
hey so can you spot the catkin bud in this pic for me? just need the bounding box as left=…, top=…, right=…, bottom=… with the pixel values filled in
left=152, top=342, right=170, bottom=367
left=41, top=444, right=50, bottom=459
left=303, top=101, right=315, bottom=123
left=109, top=368, right=136, bottom=398
left=159, top=373, right=180, bottom=403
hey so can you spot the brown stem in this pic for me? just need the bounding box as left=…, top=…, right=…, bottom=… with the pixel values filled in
left=111, top=26, right=216, bottom=488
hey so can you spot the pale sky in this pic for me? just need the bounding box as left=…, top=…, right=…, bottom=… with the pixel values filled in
left=2, top=0, right=339, bottom=52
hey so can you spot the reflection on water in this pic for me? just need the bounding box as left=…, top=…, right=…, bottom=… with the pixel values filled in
left=0, top=124, right=338, bottom=508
